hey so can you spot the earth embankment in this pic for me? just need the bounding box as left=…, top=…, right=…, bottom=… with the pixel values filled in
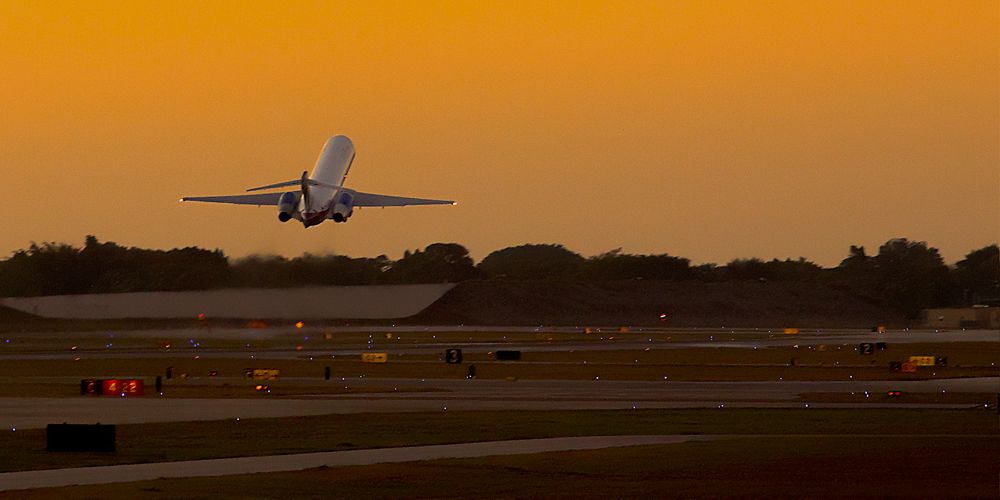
left=411, top=280, right=900, bottom=328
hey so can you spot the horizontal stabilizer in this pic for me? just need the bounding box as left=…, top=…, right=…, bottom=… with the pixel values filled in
left=248, top=177, right=344, bottom=192
left=246, top=179, right=301, bottom=192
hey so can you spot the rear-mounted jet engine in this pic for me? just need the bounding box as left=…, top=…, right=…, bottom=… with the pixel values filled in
left=277, top=192, right=300, bottom=222
left=331, top=191, right=354, bottom=223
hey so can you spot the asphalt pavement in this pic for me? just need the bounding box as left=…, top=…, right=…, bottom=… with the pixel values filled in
left=1, top=376, right=993, bottom=430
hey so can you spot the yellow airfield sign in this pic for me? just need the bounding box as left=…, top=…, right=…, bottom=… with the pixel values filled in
left=244, top=369, right=280, bottom=380
left=362, top=352, right=388, bottom=363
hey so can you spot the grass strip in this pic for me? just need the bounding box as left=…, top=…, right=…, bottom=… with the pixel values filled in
left=1, top=408, right=994, bottom=473
left=10, top=435, right=1000, bottom=499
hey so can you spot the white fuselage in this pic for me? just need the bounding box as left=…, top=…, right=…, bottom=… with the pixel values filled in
left=180, top=134, right=453, bottom=224
left=299, top=135, right=356, bottom=227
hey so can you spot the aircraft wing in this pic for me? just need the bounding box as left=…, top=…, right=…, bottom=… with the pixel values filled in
left=180, top=193, right=283, bottom=206
left=352, top=191, right=455, bottom=207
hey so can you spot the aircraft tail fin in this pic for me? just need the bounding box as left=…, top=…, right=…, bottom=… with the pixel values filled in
left=300, top=171, right=310, bottom=208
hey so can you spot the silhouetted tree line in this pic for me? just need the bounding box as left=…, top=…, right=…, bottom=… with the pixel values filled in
left=1, top=236, right=996, bottom=317
left=0, top=236, right=229, bottom=297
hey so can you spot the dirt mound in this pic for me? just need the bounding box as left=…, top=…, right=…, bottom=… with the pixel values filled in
left=411, top=280, right=901, bottom=328
left=0, top=305, right=39, bottom=322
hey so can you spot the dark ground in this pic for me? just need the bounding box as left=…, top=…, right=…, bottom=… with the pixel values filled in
left=412, top=280, right=902, bottom=328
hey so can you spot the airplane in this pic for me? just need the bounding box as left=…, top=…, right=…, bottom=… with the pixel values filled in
left=181, top=135, right=455, bottom=228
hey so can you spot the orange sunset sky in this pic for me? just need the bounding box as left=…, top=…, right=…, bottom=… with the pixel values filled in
left=1, top=1, right=996, bottom=266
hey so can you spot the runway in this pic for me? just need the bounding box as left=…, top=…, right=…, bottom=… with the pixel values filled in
left=0, top=435, right=712, bottom=491
left=2, top=377, right=993, bottom=430
left=0, top=323, right=994, bottom=496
